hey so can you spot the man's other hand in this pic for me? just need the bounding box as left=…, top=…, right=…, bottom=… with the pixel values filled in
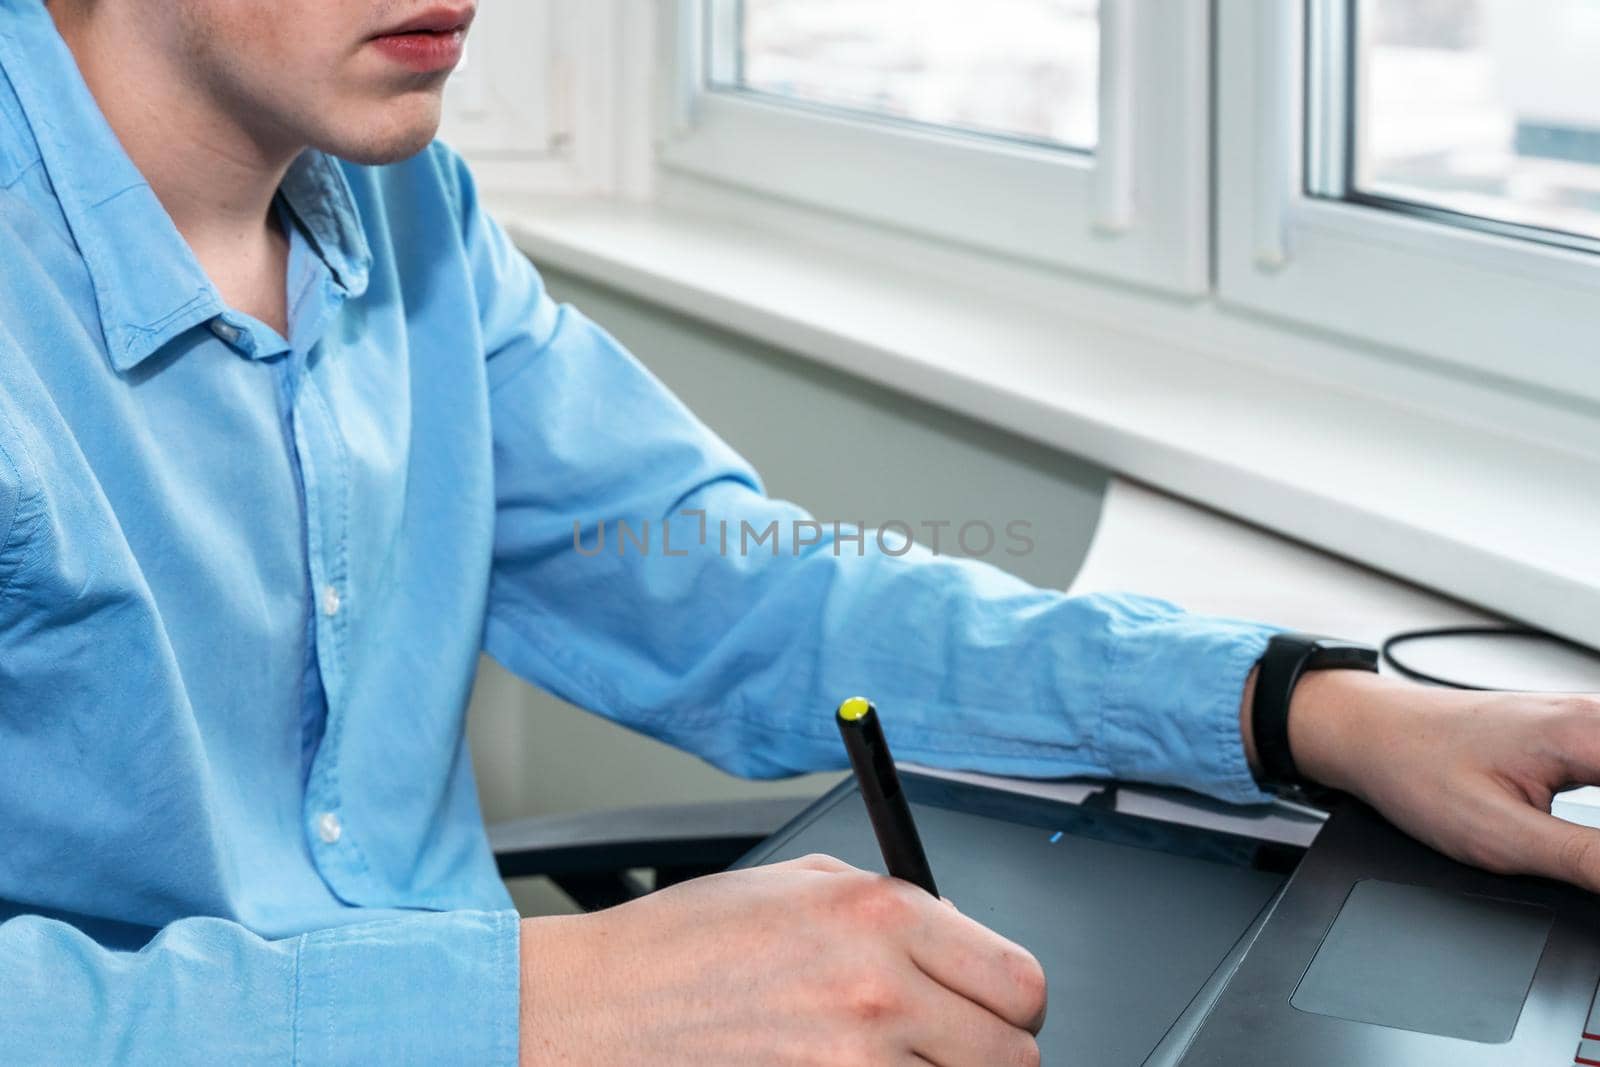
left=517, top=853, right=1046, bottom=1066
left=1292, top=670, right=1600, bottom=893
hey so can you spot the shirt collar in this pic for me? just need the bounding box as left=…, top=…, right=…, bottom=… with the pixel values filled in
left=279, top=151, right=372, bottom=304
left=0, top=0, right=371, bottom=373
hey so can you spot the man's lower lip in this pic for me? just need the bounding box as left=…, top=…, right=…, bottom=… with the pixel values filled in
left=370, top=29, right=465, bottom=72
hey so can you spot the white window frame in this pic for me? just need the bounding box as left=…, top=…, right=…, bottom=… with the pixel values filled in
left=483, top=0, right=1600, bottom=643
left=440, top=0, right=630, bottom=197
left=657, top=0, right=1212, bottom=295
left=1216, top=0, right=1600, bottom=405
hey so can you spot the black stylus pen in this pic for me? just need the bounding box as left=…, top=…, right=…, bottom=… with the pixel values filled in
left=836, top=697, right=939, bottom=897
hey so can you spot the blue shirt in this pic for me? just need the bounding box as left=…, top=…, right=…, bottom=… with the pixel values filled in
left=0, top=2, right=1274, bottom=1062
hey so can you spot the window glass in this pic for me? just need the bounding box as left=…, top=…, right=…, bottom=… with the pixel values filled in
left=715, top=0, right=1100, bottom=152
left=1352, top=0, right=1600, bottom=244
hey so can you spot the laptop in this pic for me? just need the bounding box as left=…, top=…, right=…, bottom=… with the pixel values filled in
left=737, top=773, right=1600, bottom=1065
left=1179, top=799, right=1600, bottom=1065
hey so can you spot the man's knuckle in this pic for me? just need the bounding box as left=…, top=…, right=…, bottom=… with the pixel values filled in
left=1006, top=947, right=1048, bottom=1009
left=1006, top=1035, right=1042, bottom=1067
left=845, top=877, right=914, bottom=930
left=841, top=974, right=903, bottom=1023
left=1552, top=695, right=1600, bottom=731
left=1568, top=694, right=1600, bottom=717
left=1558, top=830, right=1600, bottom=878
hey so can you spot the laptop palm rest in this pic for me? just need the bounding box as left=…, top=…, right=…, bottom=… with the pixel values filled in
left=1290, top=879, right=1552, bottom=1043
left=1177, top=802, right=1600, bottom=1066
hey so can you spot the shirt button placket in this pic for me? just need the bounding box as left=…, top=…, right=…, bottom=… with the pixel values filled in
left=293, top=380, right=347, bottom=869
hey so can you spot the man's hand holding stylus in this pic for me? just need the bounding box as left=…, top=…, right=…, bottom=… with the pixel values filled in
left=514, top=671, right=1600, bottom=1065
left=517, top=853, right=1046, bottom=1066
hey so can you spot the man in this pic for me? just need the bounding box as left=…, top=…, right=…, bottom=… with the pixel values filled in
left=1, top=0, right=1596, bottom=1063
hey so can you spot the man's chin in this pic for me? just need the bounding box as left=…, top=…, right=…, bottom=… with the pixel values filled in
left=318, top=106, right=443, bottom=166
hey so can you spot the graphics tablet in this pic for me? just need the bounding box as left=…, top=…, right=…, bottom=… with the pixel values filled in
left=734, top=773, right=1299, bottom=1065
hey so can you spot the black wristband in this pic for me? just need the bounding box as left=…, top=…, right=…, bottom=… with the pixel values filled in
left=1251, top=633, right=1379, bottom=791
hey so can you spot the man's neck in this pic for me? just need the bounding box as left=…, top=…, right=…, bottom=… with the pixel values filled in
left=50, top=2, right=295, bottom=333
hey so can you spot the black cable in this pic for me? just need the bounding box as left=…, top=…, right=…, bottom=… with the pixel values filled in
left=1380, top=624, right=1597, bottom=691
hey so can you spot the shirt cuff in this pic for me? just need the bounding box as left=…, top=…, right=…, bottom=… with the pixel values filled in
left=294, top=909, right=520, bottom=1066
left=1097, top=603, right=1279, bottom=806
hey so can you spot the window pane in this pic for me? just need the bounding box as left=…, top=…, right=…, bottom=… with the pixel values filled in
left=716, top=0, right=1099, bottom=152
left=1353, top=0, right=1600, bottom=243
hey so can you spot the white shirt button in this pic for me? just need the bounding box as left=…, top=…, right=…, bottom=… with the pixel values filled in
left=316, top=812, right=342, bottom=844
left=209, top=319, right=240, bottom=343
left=321, top=584, right=341, bottom=617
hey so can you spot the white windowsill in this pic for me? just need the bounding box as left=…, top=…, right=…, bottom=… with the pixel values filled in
left=487, top=192, right=1600, bottom=650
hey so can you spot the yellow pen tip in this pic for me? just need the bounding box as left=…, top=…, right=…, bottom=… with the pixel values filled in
left=838, top=696, right=873, bottom=722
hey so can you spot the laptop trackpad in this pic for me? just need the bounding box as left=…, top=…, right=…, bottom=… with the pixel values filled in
left=1291, top=879, right=1553, bottom=1043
